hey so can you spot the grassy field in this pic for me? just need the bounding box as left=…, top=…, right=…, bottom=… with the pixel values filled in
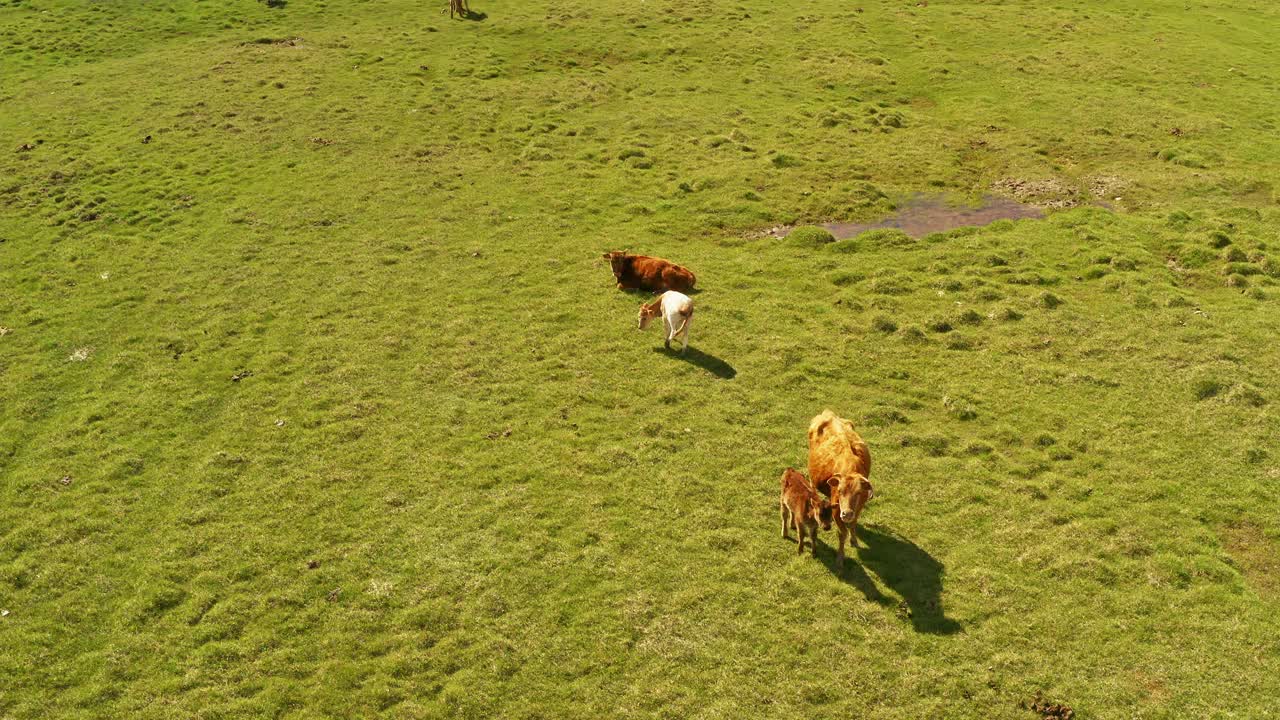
left=3, top=0, right=1280, bottom=717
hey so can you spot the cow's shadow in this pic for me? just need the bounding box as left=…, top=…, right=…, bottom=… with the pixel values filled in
left=816, top=525, right=961, bottom=635
left=651, top=346, right=736, bottom=379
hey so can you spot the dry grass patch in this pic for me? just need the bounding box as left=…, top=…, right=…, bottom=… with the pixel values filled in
left=1221, top=523, right=1280, bottom=597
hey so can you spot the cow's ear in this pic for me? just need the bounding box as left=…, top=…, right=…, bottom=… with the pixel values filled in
left=823, top=476, right=840, bottom=494
left=864, top=481, right=874, bottom=500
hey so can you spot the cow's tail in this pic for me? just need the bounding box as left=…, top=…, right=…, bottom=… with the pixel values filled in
left=670, top=307, right=692, bottom=338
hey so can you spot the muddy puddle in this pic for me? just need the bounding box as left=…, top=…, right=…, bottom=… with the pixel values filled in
left=767, top=193, right=1044, bottom=240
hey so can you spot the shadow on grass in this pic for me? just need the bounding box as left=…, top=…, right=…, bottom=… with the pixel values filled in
left=458, top=9, right=487, bottom=21
left=650, top=346, right=736, bottom=379
left=816, top=524, right=961, bottom=635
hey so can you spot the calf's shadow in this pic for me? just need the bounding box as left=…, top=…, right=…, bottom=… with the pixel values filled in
left=817, top=524, right=961, bottom=635
left=650, top=346, right=736, bottom=379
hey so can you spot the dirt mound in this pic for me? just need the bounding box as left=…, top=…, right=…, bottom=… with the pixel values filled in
left=991, top=177, right=1079, bottom=209
left=1087, top=174, right=1129, bottom=201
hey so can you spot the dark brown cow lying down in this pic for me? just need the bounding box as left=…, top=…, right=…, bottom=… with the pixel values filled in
left=602, top=251, right=696, bottom=293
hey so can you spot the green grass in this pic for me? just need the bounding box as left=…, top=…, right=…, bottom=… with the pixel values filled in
left=3, top=0, right=1280, bottom=717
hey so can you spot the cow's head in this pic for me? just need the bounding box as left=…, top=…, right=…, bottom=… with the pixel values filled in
left=824, top=473, right=873, bottom=525
left=637, top=300, right=661, bottom=329
left=603, top=250, right=630, bottom=279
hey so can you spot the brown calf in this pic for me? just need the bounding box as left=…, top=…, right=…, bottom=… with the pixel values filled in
left=602, top=251, right=696, bottom=293
left=807, top=410, right=875, bottom=565
left=779, top=467, right=832, bottom=556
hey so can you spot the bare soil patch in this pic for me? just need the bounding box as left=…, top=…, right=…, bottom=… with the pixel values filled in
left=991, top=178, right=1079, bottom=209
left=1021, top=692, right=1075, bottom=719
left=1222, top=522, right=1280, bottom=597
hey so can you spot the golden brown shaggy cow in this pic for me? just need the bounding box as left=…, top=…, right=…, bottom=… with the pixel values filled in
left=779, top=467, right=832, bottom=556
left=807, top=410, right=874, bottom=565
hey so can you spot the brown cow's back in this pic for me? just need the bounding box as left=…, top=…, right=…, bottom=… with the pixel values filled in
left=659, top=263, right=696, bottom=293
left=806, top=409, right=871, bottom=487
left=631, top=256, right=695, bottom=292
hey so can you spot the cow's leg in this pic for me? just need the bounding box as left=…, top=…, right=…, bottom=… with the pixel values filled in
left=836, top=524, right=848, bottom=565
left=850, top=505, right=865, bottom=547
left=797, top=523, right=806, bottom=555
left=809, top=524, right=819, bottom=557
left=663, top=316, right=672, bottom=350
left=680, top=318, right=689, bottom=354
left=780, top=502, right=789, bottom=539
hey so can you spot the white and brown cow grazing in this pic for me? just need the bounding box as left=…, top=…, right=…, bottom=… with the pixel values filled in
left=807, top=410, right=874, bottom=565
left=780, top=467, right=832, bottom=556
left=638, top=291, right=693, bottom=354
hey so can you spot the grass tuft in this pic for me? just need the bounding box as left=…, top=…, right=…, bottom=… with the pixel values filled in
left=1194, top=379, right=1225, bottom=400
left=1038, top=292, right=1064, bottom=309
left=786, top=225, right=835, bottom=247
left=871, top=315, right=898, bottom=333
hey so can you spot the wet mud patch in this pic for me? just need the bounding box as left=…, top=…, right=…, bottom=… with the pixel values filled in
left=1221, top=522, right=1280, bottom=597
left=764, top=193, right=1044, bottom=240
